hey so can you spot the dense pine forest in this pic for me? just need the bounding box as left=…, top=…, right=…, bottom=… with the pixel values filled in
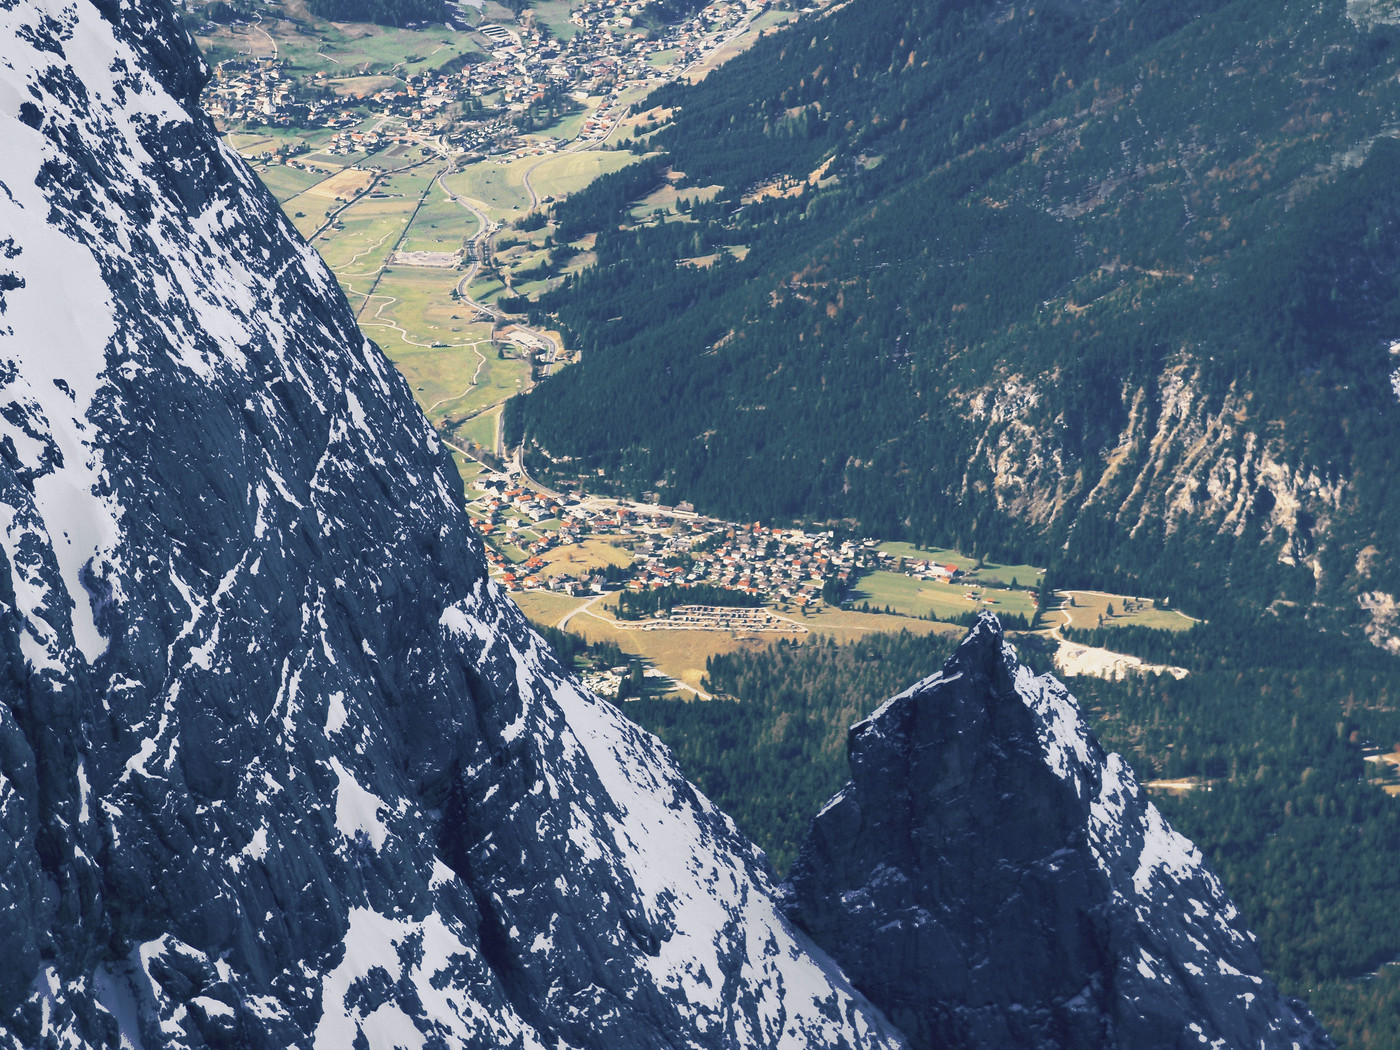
left=501, top=0, right=1400, bottom=1041
left=590, top=622, right=1400, bottom=1049
left=507, top=0, right=1400, bottom=629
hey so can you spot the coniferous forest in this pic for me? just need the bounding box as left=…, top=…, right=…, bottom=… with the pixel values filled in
left=507, top=0, right=1400, bottom=630
left=499, top=0, right=1400, bottom=1042
left=601, top=621, right=1400, bottom=1049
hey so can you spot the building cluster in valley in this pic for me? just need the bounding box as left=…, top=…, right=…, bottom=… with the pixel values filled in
left=455, top=468, right=1044, bottom=632
left=466, top=472, right=883, bottom=606
left=200, top=0, right=773, bottom=159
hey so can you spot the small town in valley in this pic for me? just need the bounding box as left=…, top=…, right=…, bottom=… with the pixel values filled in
left=199, top=0, right=775, bottom=161
left=187, top=0, right=1197, bottom=702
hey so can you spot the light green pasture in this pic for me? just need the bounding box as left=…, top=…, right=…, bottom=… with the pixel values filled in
left=850, top=571, right=1039, bottom=623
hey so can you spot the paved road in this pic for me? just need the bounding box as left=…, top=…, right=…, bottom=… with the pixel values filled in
left=438, top=172, right=564, bottom=375
left=558, top=591, right=608, bottom=631
left=520, top=106, right=631, bottom=208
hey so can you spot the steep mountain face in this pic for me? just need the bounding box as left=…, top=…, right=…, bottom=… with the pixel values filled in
left=783, top=615, right=1331, bottom=1050
left=0, top=1, right=907, bottom=1046
left=511, top=0, right=1400, bottom=636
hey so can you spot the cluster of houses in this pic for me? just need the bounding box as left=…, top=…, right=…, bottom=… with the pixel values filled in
left=465, top=472, right=881, bottom=608
left=201, top=0, right=772, bottom=161
left=870, top=550, right=965, bottom=583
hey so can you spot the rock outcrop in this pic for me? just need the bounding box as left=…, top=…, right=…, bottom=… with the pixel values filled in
left=0, top=0, right=903, bottom=1045
left=784, top=614, right=1332, bottom=1050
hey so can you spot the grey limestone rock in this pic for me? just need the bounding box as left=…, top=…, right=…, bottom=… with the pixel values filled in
left=783, top=614, right=1332, bottom=1050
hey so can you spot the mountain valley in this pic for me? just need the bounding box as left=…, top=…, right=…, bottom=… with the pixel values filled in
left=4, top=0, right=1400, bottom=1044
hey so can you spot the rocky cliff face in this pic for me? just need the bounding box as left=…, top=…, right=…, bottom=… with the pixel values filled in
left=0, top=0, right=1344, bottom=1046
left=783, top=614, right=1331, bottom=1050
left=960, top=364, right=1347, bottom=583
left=0, top=1, right=905, bottom=1046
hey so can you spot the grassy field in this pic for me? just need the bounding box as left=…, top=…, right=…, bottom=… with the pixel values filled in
left=511, top=590, right=587, bottom=627
left=399, top=181, right=477, bottom=252
left=628, top=181, right=722, bottom=224
left=301, top=160, right=440, bottom=274
left=252, top=164, right=328, bottom=201
left=452, top=453, right=485, bottom=489
left=197, top=1, right=488, bottom=78
left=509, top=588, right=960, bottom=696
left=876, top=541, right=1042, bottom=589
left=466, top=274, right=508, bottom=303
left=556, top=611, right=759, bottom=696
left=456, top=405, right=501, bottom=451
left=443, top=151, right=635, bottom=221
left=303, top=166, right=378, bottom=200
left=308, top=201, right=415, bottom=270
left=353, top=266, right=534, bottom=425
left=1053, top=590, right=1198, bottom=632
left=528, top=0, right=577, bottom=40
left=327, top=74, right=404, bottom=96
left=529, top=106, right=593, bottom=142
left=443, top=159, right=537, bottom=217
left=850, top=571, right=1039, bottom=623
left=537, top=538, right=635, bottom=577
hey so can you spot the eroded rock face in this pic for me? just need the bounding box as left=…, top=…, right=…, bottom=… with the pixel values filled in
left=783, top=615, right=1332, bottom=1050
left=0, top=1, right=904, bottom=1046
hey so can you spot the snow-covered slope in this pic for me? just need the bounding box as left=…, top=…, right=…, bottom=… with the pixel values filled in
left=0, top=1, right=905, bottom=1046
left=783, top=614, right=1332, bottom=1050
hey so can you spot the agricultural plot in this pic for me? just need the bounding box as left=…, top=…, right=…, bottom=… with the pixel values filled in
left=307, top=201, right=417, bottom=272
left=876, top=541, right=1041, bottom=589
left=545, top=598, right=953, bottom=698
left=528, top=0, right=577, bottom=40
left=465, top=274, right=508, bottom=304
left=363, top=276, right=531, bottom=425
left=301, top=166, right=377, bottom=201
left=559, top=610, right=760, bottom=697
left=456, top=405, right=501, bottom=452
left=326, top=74, right=405, bottom=97
left=398, top=183, right=478, bottom=253
left=251, top=164, right=327, bottom=202
left=199, top=4, right=487, bottom=78
left=797, top=607, right=961, bottom=644
left=1053, top=591, right=1197, bottom=633
left=529, top=106, right=593, bottom=142
left=537, top=539, right=635, bottom=578
left=442, top=160, right=536, bottom=218
left=511, top=591, right=588, bottom=628
left=849, top=571, right=1038, bottom=624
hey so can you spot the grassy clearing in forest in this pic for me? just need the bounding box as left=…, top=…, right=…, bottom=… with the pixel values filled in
left=1053, top=590, right=1198, bottom=632
left=850, top=571, right=1039, bottom=623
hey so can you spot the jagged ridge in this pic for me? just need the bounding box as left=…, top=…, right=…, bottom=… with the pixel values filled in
left=0, top=0, right=904, bottom=1045
left=783, top=613, right=1332, bottom=1050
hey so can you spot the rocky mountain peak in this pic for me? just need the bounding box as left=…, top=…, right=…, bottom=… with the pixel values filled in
left=0, top=0, right=1341, bottom=1044
left=783, top=613, right=1332, bottom=1050
left=0, top=0, right=906, bottom=1044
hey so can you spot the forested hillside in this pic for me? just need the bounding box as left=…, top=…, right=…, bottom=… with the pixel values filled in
left=611, top=623, right=1400, bottom=1049
left=306, top=0, right=444, bottom=27
left=506, top=1, right=1400, bottom=1037
left=508, top=0, right=1400, bottom=639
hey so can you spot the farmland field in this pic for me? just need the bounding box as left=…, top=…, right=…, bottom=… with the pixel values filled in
left=876, top=541, right=1042, bottom=588
left=537, top=538, right=636, bottom=577
left=850, top=571, right=1039, bottom=623
left=253, top=164, right=327, bottom=201
left=1052, top=590, right=1198, bottom=633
